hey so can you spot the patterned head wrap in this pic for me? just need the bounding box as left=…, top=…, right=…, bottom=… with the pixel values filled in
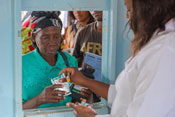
left=30, top=11, right=62, bottom=34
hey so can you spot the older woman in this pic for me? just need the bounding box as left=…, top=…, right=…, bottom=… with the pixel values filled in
left=22, top=11, right=78, bottom=109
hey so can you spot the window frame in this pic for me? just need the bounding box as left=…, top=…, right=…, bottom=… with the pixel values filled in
left=14, top=0, right=115, bottom=116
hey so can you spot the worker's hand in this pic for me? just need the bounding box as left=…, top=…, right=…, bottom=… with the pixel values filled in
left=66, top=102, right=97, bottom=117
left=59, top=67, right=86, bottom=86
left=37, top=84, right=66, bottom=105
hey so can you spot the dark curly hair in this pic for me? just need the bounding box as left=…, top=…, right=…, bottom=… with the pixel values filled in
left=130, top=0, right=175, bottom=56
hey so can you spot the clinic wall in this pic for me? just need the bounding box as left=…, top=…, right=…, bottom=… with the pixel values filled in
left=0, top=0, right=14, bottom=117
left=22, top=0, right=108, bottom=11
left=115, top=0, right=132, bottom=77
left=106, top=0, right=132, bottom=84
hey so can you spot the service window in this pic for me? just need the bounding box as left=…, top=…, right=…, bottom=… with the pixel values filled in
left=14, top=0, right=111, bottom=116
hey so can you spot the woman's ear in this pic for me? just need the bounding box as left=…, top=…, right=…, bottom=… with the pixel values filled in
left=31, top=34, right=37, bottom=48
left=31, top=34, right=36, bottom=43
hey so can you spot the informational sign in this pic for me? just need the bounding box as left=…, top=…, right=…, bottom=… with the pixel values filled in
left=84, top=52, right=102, bottom=81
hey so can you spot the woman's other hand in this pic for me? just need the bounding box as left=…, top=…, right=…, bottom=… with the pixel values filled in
left=37, top=84, right=66, bottom=105
left=80, top=88, right=92, bottom=99
left=66, top=102, right=97, bottom=117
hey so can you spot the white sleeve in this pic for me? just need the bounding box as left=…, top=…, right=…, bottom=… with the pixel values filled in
left=127, top=46, right=175, bottom=117
left=95, top=85, right=117, bottom=117
left=95, top=114, right=111, bottom=117
left=107, top=85, right=117, bottom=108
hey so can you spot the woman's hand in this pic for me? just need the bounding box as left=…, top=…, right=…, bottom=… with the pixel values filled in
left=37, top=84, right=66, bottom=105
left=80, top=88, right=92, bottom=99
left=59, top=67, right=110, bottom=100
left=66, top=102, right=97, bottom=117
left=59, top=67, right=87, bottom=86
left=59, top=77, right=92, bottom=99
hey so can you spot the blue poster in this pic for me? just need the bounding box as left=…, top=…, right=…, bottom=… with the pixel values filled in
left=84, top=52, right=102, bottom=81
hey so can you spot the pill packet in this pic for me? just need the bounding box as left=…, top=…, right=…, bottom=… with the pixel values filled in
left=51, top=73, right=72, bottom=96
left=80, top=101, right=90, bottom=107
left=71, top=84, right=88, bottom=94
left=80, top=101, right=96, bottom=113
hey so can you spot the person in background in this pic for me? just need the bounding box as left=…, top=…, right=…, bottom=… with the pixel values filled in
left=63, top=11, right=94, bottom=53
left=59, top=0, right=175, bottom=116
left=22, top=11, right=78, bottom=109
left=72, top=11, right=103, bottom=67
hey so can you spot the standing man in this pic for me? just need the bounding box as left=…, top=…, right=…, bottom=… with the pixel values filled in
left=73, top=11, right=103, bottom=67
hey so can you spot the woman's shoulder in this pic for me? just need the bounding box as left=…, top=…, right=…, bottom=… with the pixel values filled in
left=22, top=50, right=39, bottom=68
left=135, top=31, right=175, bottom=68
left=61, top=51, right=76, bottom=60
left=59, top=51, right=78, bottom=67
left=139, top=31, right=175, bottom=55
left=22, top=50, right=36, bottom=61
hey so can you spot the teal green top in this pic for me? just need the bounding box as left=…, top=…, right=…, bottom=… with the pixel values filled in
left=22, top=48, right=78, bottom=108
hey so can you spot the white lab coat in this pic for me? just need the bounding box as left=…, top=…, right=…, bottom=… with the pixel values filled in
left=97, top=18, right=175, bottom=117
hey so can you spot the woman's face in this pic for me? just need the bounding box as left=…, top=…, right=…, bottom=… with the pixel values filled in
left=73, top=11, right=90, bottom=22
left=33, top=26, right=61, bottom=55
left=124, top=0, right=132, bottom=19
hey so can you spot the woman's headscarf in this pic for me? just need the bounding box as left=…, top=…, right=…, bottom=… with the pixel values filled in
left=30, top=11, right=62, bottom=34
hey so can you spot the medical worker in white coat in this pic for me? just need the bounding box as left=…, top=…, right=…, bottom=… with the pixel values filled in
left=59, top=0, right=175, bottom=116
